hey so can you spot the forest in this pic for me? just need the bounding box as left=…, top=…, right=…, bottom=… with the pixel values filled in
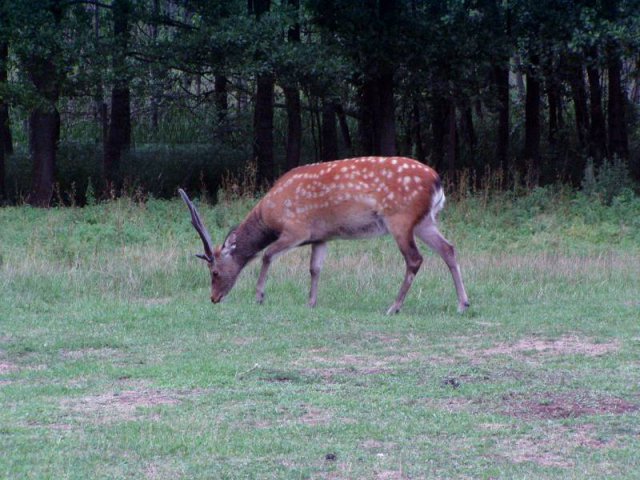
left=0, top=0, right=639, bottom=206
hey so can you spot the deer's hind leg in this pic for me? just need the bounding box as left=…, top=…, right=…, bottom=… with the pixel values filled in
left=414, top=217, right=469, bottom=313
left=385, top=217, right=424, bottom=315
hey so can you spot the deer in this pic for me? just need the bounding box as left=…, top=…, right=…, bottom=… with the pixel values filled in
left=179, top=156, right=469, bottom=314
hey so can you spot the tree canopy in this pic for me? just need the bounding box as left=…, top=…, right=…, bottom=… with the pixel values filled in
left=0, top=0, right=639, bottom=205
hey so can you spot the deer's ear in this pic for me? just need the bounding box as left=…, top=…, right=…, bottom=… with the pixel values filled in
left=221, top=231, right=237, bottom=256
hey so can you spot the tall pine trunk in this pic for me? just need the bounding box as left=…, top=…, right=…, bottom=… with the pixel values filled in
left=377, top=68, right=396, bottom=156
left=28, top=109, right=60, bottom=206
left=0, top=41, right=9, bottom=200
left=586, top=51, right=606, bottom=162
left=104, top=0, right=132, bottom=188
left=283, top=0, right=301, bottom=171
left=251, top=0, right=275, bottom=186
left=321, top=99, right=338, bottom=161
left=607, top=47, right=628, bottom=159
left=284, top=86, right=301, bottom=170
left=569, top=61, right=589, bottom=149
left=524, top=57, right=541, bottom=184
left=25, top=1, right=62, bottom=207
left=254, top=74, right=275, bottom=185
left=214, top=75, right=229, bottom=122
left=494, top=64, right=510, bottom=172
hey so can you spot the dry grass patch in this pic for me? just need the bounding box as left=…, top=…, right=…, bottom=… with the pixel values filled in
left=496, top=423, right=618, bottom=468
left=0, top=360, right=19, bottom=374
left=61, top=383, right=203, bottom=424
left=460, top=335, right=620, bottom=364
left=59, top=347, right=123, bottom=360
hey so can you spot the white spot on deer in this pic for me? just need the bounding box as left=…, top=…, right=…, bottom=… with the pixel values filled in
left=379, top=157, right=386, bottom=163
left=413, top=176, right=421, bottom=183
left=387, top=192, right=395, bottom=200
left=403, top=176, right=412, bottom=185
left=391, top=158, right=398, bottom=165
left=340, top=166, right=348, bottom=172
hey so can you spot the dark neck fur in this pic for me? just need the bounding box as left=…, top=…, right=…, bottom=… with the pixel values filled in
left=232, top=210, right=279, bottom=267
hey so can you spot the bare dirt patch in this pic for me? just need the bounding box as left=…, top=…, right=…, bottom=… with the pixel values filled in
left=497, top=423, right=617, bottom=468
left=463, top=335, right=620, bottom=363
left=60, top=347, right=123, bottom=360
left=0, top=361, right=19, bottom=374
left=502, top=391, right=637, bottom=420
left=62, top=386, right=201, bottom=424
left=298, top=405, right=335, bottom=426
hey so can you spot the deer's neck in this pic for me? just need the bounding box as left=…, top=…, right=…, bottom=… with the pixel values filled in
left=233, top=209, right=279, bottom=267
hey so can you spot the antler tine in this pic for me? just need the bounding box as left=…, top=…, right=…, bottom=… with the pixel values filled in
left=178, top=188, right=214, bottom=261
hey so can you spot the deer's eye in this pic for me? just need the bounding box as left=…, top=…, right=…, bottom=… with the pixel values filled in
left=212, top=270, right=220, bottom=277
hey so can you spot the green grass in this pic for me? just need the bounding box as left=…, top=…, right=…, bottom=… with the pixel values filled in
left=1, top=189, right=639, bottom=479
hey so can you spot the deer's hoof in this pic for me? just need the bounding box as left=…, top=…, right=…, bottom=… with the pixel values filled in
left=386, top=304, right=401, bottom=315
left=256, top=292, right=265, bottom=305
left=458, top=301, right=470, bottom=314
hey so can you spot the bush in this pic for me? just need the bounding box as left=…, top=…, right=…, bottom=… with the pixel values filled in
left=581, top=157, right=635, bottom=205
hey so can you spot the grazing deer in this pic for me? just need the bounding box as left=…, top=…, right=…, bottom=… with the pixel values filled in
left=179, top=156, right=469, bottom=314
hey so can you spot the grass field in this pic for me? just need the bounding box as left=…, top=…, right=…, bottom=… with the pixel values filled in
left=1, top=188, right=639, bottom=479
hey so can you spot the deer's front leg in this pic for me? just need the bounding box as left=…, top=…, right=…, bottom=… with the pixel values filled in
left=255, top=234, right=302, bottom=304
left=308, top=242, right=327, bottom=308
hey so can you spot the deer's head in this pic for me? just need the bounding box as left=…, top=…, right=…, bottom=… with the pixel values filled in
left=179, top=189, right=242, bottom=303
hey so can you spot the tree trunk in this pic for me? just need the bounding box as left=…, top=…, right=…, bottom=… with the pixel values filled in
left=251, top=0, right=275, bottom=186
left=547, top=82, right=559, bottom=146
left=284, top=85, right=301, bottom=170
left=586, top=55, right=606, bottom=162
left=568, top=60, right=589, bottom=182
left=494, top=64, right=510, bottom=171
left=104, top=87, right=131, bottom=186
left=254, top=74, right=275, bottom=185
left=524, top=59, right=541, bottom=184
left=104, top=0, right=132, bottom=188
left=28, top=108, right=60, bottom=207
left=411, top=101, right=425, bottom=163
left=214, top=75, right=228, bottom=122
left=283, top=0, right=301, bottom=171
left=335, top=104, right=352, bottom=156
left=0, top=41, right=9, bottom=199
left=377, top=68, right=397, bottom=156
left=321, top=99, right=338, bottom=161
left=358, top=80, right=377, bottom=155
left=445, top=99, right=457, bottom=177
left=24, top=1, right=62, bottom=207
left=0, top=41, right=12, bottom=156
left=150, top=0, right=160, bottom=129
left=607, top=48, right=628, bottom=159
left=430, top=96, right=448, bottom=171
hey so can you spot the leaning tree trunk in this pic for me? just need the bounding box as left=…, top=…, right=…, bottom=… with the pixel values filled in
left=524, top=59, right=541, bottom=185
